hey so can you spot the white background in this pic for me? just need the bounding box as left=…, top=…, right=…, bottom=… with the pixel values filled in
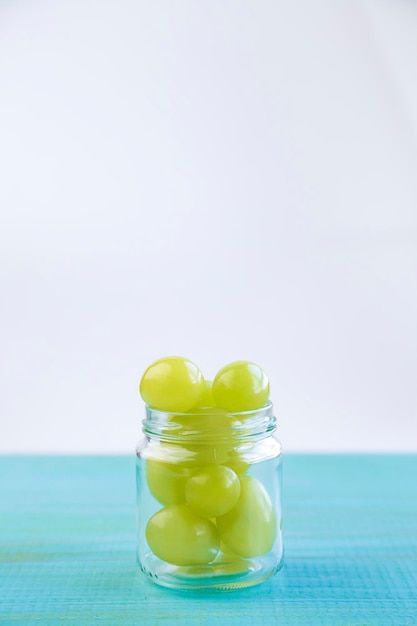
left=1, top=0, right=416, bottom=453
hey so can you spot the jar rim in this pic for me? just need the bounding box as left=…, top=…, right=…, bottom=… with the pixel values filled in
left=145, top=400, right=273, bottom=418
left=141, top=401, right=276, bottom=442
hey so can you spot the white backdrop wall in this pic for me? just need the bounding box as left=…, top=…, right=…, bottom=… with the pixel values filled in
left=1, top=0, right=416, bottom=453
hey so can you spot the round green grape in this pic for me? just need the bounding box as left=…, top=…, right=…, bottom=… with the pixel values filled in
left=146, top=504, right=220, bottom=566
left=212, top=361, right=270, bottom=412
left=146, top=459, right=192, bottom=505
left=139, top=356, right=205, bottom=412
left=185, top=465, right=241, bottom=518
left=217, top=475, right=276, bottom=558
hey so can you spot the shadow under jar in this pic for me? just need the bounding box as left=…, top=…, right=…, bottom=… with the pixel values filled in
left=135, top=402, right=283, bottom=590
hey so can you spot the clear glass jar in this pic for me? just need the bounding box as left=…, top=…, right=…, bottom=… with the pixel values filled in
left=135, top=402, right=283, bottom=590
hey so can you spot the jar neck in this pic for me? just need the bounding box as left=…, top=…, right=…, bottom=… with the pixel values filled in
left=142, top=402, right=276, bottom=443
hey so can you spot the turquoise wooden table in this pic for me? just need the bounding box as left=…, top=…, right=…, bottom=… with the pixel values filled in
left=1, top=455, right=416, bottom=625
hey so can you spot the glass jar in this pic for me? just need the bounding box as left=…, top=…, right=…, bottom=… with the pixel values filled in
left=135, top=402, right=283, bottom=590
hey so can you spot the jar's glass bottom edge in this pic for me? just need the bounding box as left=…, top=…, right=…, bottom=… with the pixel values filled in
left=139, top=553, right=284, bottom=591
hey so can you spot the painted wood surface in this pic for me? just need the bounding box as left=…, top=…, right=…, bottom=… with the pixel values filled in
left=1, top=454, right=416, bottom=625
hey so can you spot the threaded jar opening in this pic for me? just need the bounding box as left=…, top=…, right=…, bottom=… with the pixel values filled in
left=142, top=401, right=276, bottom=444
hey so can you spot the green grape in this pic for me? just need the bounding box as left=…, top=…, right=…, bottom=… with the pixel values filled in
left=146, top=504, right=220, bottom=566
left=198, top=380, right=215, bottom=407
left=146, top=459, right=192, bottom=505
left=217, top=475, right=276, bottom=558
left=185, top=465, right=241, bottom=518
left=139, top=356, right=205, bottom=412
left=212, top=361, right=270, bottom=412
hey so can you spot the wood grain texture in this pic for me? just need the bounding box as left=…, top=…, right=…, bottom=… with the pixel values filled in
left=1, top=454, right=416, bottom=625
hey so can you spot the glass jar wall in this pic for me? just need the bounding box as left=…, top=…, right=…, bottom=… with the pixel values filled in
left=136, top=402, right=283, bottom=590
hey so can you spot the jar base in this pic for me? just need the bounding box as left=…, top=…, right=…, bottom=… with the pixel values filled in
left=139, top=551, right=284, bottom=590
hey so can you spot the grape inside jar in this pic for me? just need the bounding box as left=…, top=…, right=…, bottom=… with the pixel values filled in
left=136, top=357, right=284, bottom=590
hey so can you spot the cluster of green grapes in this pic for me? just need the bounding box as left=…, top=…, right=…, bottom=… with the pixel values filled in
left=139, top=356, right=276, bottom=568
